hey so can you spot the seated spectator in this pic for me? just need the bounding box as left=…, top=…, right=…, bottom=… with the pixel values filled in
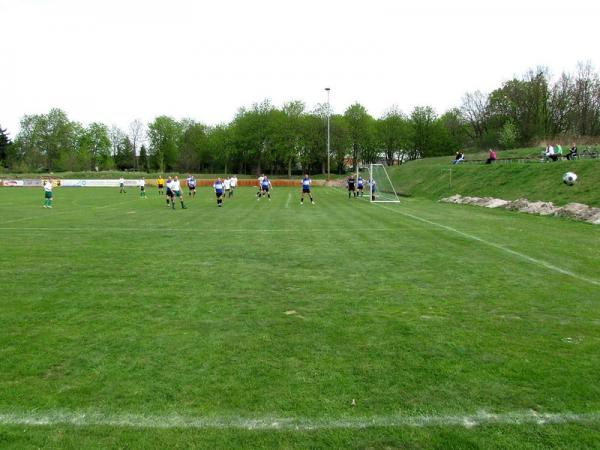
left=485, top=149, right=497, bottom=164
left=544, top=145, right=558, bottom=162
left=452, top=151, right=464, bottom=164
left=565, top=144, right=578, bottom=160
left=555, top=144, right=563, bottom=159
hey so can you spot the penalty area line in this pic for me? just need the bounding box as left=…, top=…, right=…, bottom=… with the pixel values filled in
left=375, top=203, right=600, bottom=286
left=0, top=410, right=599, bottom=430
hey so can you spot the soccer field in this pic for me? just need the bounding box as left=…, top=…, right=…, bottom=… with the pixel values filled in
left=1, top=186, right=599, bottom=449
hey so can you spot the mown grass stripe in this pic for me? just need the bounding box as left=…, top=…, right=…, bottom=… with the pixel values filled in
left=374, top=202, right=600, bottom=286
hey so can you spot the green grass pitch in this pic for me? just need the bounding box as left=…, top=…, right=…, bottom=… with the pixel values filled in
left=1, top=186, right=599, bottom=449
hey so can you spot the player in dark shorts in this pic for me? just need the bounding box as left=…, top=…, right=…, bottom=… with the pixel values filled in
left=213, top=178, right=224, bottom=207
left=300, top=174, right=315, bottom=205
left=357, top=176, right=364, bottom=197
left=187, top=175, right=196, bottom=197
left=347, top=175, right=356, bottom=198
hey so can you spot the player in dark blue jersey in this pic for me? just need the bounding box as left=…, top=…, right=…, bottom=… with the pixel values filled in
left=187, top=175, right=196, bottom=197
left=357, top=176, right=364, bottom=197
left=259, top=176, right=272, bottom=201
left=213, top=178, right=225, bottom=207
left=300, top=174, right=315, bottom=205
left=369, top=178, right=377, bottom=201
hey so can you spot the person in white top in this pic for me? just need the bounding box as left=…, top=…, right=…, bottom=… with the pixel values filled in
left=43, top=179, right=53, bottom=208
left=256, top=175, right=265, bottom=199
left=139, top=178, right=146, bottom=198
left=169, top=176, right=187, bottom=209
left=119, top=176, right=126, bottom=193
left=230, top=175, right=238, bottom=197
left=224, top=177, right=232, bottom=198
left=165, top=176, right=174, bottom=207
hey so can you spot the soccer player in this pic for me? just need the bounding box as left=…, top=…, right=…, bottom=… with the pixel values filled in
left=139, top=178, right=146, bottom=198
left=187, top=174, right=196, bottom=197
left=165, top=176, right=174, bottom=207
left=357, top=175, right=364, bottom=197
left=224, top=177, right=231, bottom=199
left=300, top=174, right=315, bottom=205
left=119, top=176, right=126, bottom=193
left=230, top=175, right=237, bottom=197
left=256, top=174, right=265, bottom=199
left=347, top=175, right=356, bottom=198
left=260, top=175, right=272, bottom=201
left=156, top=175, right=165, bottom=195
left=370, top=178, right=377, bottom=201
left=43, top=179, right=53, bottom=208
left=213, top=177, right=225, bottom=207
left=171, top=176, right=187, bottom=209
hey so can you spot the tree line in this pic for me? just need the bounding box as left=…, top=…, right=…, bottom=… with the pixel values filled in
left=1, top=63, right=599, bottom=175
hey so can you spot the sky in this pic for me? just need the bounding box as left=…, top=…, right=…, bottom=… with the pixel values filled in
left=1, top=0, right=599, bottom=138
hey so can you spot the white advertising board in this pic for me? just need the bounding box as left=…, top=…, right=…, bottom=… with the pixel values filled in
left=60, top=179, right=142, bottom=187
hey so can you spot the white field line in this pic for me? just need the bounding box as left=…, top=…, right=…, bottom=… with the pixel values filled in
left=0, top=198, right=138, bottom=225
left=0, top=410, right=598, bottom=430
left=376, top=203, right=600, bottom=286
left=0, top=227, right=395, bottom=233
left=285, top=192, right=291, bottom=208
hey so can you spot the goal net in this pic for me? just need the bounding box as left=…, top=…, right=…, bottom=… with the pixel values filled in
left=368, top=163, right=400, bottom=203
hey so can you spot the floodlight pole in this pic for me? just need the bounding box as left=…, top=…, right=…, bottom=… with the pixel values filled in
left=325, top=87, right=331, bottom=181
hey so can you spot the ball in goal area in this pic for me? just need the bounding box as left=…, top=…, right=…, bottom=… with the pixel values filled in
left=367, top=163, right=400, bottom=203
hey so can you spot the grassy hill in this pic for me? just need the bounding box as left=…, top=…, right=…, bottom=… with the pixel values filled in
left=389, top=148, right=600, bottom=207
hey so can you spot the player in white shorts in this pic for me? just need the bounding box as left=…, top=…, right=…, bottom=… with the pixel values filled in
left=230, top=175, right=238, bottom=197
left=224, top=177, right=231, bottom=199
left=256, top=174, right=265, bottom=199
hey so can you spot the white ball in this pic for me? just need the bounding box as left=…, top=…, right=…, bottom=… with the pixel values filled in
left=563, top=172, right=577, bottom=186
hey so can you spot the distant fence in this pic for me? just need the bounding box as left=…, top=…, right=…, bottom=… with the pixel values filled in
left=0, top=178, right=326, bottom=187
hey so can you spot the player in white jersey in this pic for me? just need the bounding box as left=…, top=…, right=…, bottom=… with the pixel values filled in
left=186, top=175, right=196, bottom=197
left=165, top=176, right=174, bottom=207
left=300, top=174, right=315, bottom=205
left=224, top=177, right=231, bottom=198
left=119, top=176, right=126, bottom=193
left=139, top=178, right=146, bottom=198
left=259, top=175, right=272, bottom=201
left=256, top=174, right=265, bottom=199
left=170, top=176, right=187, bottom=209
left=43, top=179, right=53, bottom=208
left=230, top=175, right=238, bottom=197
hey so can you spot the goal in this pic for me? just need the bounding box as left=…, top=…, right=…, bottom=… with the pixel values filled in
left=368, top=163, right=400, bottom=203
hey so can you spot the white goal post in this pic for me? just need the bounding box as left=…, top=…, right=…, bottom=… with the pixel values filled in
left=368, top=163, right=400, bottom=203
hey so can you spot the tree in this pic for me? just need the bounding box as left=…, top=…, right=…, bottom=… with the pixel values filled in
left=410, top=106, right=437, bottom=158
left=498, top=120, right=518, bottom=149
left=281, top=100, right=306, bottom=177
left=178, top=121, right=209, bottom=172
left=139, top=145, right=149, bottom=172
left=147, top=116, right=183, bottom=172
left=344, top=103, right=375, bottom=170
left=114, top=136, right=135, bottom=170
left=231, top=100, right=275, bottom=174
left=80, top=122, right=111, bottom=170
left=0, top=125, right=11, bottom=167
left=460, top=91, right=489, bottom=145
left=129, top=119, right=145, bottom=169
left=12, top=108, right=79, bottom=171
left=377, top=107, right=411, bottom=164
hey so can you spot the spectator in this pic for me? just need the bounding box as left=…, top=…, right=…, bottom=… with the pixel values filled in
left=555, top=144, right=563, bottom=159
left=486, top=149, right=497, bottom=164
left=566, top=143, right=578, bottom=160
left=452, top=151, right=464, bottom=165
left=544, top=145, right=558, bottom=162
